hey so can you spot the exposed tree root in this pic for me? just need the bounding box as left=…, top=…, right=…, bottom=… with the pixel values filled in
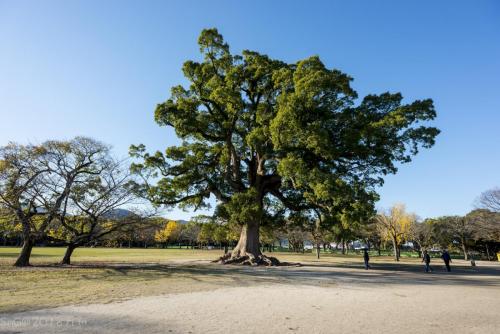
left=213, top=252, right=281, bottom=266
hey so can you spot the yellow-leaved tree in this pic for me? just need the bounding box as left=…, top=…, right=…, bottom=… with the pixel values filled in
left=154, top=220, right=181, bottom=247
left=375, top=204, right=415, bottom=261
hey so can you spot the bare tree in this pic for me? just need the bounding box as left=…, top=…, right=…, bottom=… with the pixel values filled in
left=0, top=137, right=111, bottom=266
left=478, top=187, right=500, bottom=212
left=0, top=143, right=49, bottom=265
left=57, top=160, right=136, bottom=264
left=466, top=209, right=500, bottom=260
left=439, top=215, right=475, bottom=260
left=179, top=221, right=201, bottom=249
left=409, top=219, right=434, bottom=257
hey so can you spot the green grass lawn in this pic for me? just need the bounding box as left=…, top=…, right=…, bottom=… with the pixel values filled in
left=0, top=246, right=225, bottom=264
left=0, top=246, right=426, bottom=266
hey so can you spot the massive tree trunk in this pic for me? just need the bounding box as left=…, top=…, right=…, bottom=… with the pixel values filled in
left=14, top=237, right=34, bottom=267
left=231, top=221, right=260, bottom=256
left=215, top=174, right=281, bottom=265
left=216, top=216, right=279, bottom=266
left=61, top=243, right=77, bottom=265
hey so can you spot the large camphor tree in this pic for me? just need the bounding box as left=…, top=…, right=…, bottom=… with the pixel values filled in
left=130, top=28, right=439, bottom=265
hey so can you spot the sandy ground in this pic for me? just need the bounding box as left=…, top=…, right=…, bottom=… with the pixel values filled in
left=1, top=260, right=499, bottom=334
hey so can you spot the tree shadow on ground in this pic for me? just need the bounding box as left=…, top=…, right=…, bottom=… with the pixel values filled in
left=0, top=308, right=188, bottom=334
left=0, top=252, right=58, bottom=258
left=28, top=260, right=500, bottom=288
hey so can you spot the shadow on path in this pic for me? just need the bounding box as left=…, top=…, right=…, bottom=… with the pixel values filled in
left=24, top=259, right=500, bottom=288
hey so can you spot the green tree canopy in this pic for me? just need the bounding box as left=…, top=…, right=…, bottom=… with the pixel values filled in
left=130, top=28, right=439, bottom=265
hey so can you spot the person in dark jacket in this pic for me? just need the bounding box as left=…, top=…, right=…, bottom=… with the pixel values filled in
left=363, top=249, right=370, bottom=270
left=441, top=250, right=452, bottom=272
left=422, top=250, right=432, bottom=272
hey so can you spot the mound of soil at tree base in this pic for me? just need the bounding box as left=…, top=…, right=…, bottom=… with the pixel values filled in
left=213, top=253, right=279, bottom=265
left=212, top=253, right=302, bottom=266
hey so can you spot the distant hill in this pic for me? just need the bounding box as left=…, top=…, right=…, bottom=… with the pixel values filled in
left=103, top=211, right=191, bottom=224
left=103, top=209, right=136, bottom=219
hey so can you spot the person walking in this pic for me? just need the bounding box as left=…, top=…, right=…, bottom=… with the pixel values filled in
left=470, top=252, right=476, bottom=267
left=441, top=250, right=452, bottom=272
left=422, top=250, right=432, bottom=272
left=363, top=249, right=370, bottom=270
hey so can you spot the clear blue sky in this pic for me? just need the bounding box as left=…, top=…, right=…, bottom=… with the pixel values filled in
left=1, top=0, right=499, bottom=220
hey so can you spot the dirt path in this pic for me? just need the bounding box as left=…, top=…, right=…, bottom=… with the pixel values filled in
left=1, top=261, right=499, bottom=334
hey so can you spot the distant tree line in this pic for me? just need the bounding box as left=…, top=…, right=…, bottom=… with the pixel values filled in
left=370, top=201, right=500, bottom=261
left=3, top=195, right=498, bottom=263
left=1, top=137, right=499, bottom=265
